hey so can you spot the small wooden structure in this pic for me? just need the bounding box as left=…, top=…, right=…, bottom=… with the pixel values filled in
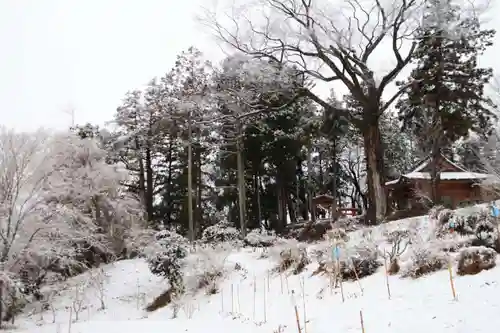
left=385, top=154, right=494, bottom=212
left=312, top=194, right=360, bottom=218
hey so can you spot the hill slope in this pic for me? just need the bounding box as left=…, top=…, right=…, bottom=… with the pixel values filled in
left=11, top=209, right=500, bottom=333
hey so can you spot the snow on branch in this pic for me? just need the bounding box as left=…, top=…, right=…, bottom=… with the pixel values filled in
left=0, top=128, right=144, bottom=282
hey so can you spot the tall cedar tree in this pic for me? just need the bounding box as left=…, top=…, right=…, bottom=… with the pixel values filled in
left=397, top=0, right=495, bottom=203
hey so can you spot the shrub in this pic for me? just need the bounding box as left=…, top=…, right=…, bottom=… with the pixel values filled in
left=146, top=230, right=188, bottom=292
left=451, top=214, right=477, bottom=236
left=430, top=206, right=455, bottom=237
left=201, top=222, right=240, bottom=244
left=145, top=288, right=177, bottom=312
left=401, top=246, right=448, bottom=278
left=342, top=241, right=381, bottom=280
left=183, top=248, right=227, bottom=296
left=472, top=216, right=499, bottom=249
left=244, top=229, right=277, bottom=247
left=277, top=245, right=310, bottom=274
left=457, top=246, right=497, bottom=276
left=311, top=241, right=381, bottom=280
left=384, top=229, right=410, bottom=274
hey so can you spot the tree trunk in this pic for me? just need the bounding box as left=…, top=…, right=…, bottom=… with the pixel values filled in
left=276, top=183, right=287, bottom=232
left=196, top=145, right=203, bottom=238
left=430, top=127, right=442, bottom=205
left=134, top=136, right=147, bottom=220
left=287, top=195, right=297, bottom=224
left=236, top=119, right=247, bottom=237
left=187, top=112, right=194, bottom=241
left=255, top=175, right=262, bottom=228
left=307, top=141, right=316, bottom=222
left=0, top=280, right=3, bottom=328
left=164, top=140, right=174, bottom=225
left=330, top=141, right=339, bottom=222
left=145, top=145, right=154, bottom=222
left=362, top=123, right=386, bottom=224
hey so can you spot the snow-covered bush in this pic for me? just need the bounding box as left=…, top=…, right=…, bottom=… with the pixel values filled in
left=430, top=206, right=455, bottom=237
left=384, top=229, right=410, bottom=274
left=457, top=246, right=496, bottom=275
left=0, top=128, right=146, bottom=312
left=471, top=214, right=499, bottom=250
left=145, top=230, right=189, bottom=292
left=244, top=228, right=278, bottom=247
left=341, top=240, right=381, bottom=280
left=312, top=237, right=381, bottom=280
left=201, top=222, right=240, bottom=244
left=401, top=245, right=448, bottom=278
left=275, top=241, right=310, bottom=274
left=183, top=247, right=228, bottom=295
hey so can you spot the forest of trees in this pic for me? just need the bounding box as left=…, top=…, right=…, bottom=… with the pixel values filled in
left=65, top=0, right=497, bottom=239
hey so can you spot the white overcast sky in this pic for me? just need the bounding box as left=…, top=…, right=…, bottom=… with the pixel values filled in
left=0, top=0, right=224, bottom=131
left=1, top=0, right=500, bottom=131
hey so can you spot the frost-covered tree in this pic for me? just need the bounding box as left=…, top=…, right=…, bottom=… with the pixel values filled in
left=397, top=0, right=496, bottom=203
left=213, top=55, right=315, bottom=232
left=0, top=128, right=144, bottom=321
left=204, top=0, right=421, bottom=223
left=47, top=132, right=144, bottom=258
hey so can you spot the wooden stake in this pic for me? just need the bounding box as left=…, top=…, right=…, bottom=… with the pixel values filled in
left=263, top=277, right=267, bottom=322
left=253, top=276, right=256, bottom=320
left=300, top=277, right=307, bottom=333
left=221, top=287, right=224, bottom=313
left=280, top=273, right=284, bottom=294
left=360, top=310, right=365, bottom=333
left=267, top=270, right=270, bottom=292
left=292, top=291, right=302, bottom=333
left=294, top=304, right=302, bottom=333
left=448, top=259, right=457, bottom=300
left=384, top=255, right=391, bottom=299
left=237, top=284, right=241, bottom=313
left=231, top=284, right=234, bottom=314
left=337, top=258, right=345, bottom=302
left=351, top=258, right=364, bottom=295
left=329, top=271, right=333, bottom=295
left=285, top=274, right=290, bottom=294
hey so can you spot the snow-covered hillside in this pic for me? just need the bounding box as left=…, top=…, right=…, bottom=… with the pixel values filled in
left=11, top=207, right=500, bottom=333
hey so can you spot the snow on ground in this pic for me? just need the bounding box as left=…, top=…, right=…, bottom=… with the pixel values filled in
left=10, top=207, right=500, bottom=333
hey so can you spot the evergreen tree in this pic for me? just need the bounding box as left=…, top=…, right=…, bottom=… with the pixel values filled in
left=396, top=0, right=496, bottom=203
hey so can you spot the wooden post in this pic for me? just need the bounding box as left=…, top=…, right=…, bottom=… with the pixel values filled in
left=351, top=257, right=364, bottom=295
left=253, top=276, right=256, bottom=320
left=231, top=284, right=234, bottom=314
left=300, top=277, right=307, bottom=333
left=237, top=284, right=241, bottom=313
left=285, top=274, right=290, bottom=294
left=448, top=259, right=457, bottom=300
left=280, top=273, right=283, bottom=294
left=335, top=246, right=344, bottom=302
left=384, top=255, right=391, bottom=299
left=221, top=287, right=224, bottom=313
left=292, top=291, right=302, bottom=333
left=263, top=277, right=267, bottom=322
left=360, top=310, right=365, bottom=333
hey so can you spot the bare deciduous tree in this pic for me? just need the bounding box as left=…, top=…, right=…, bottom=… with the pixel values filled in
left=202, top=0, right=422, bottom=223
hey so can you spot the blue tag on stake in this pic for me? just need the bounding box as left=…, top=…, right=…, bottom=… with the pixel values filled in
left=492, top=206, right=500, bottom=217
left=333, top=246, right=340, bottom=260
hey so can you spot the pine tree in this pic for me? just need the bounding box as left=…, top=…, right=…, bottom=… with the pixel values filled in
left=397, top=0, right=496, bottom=203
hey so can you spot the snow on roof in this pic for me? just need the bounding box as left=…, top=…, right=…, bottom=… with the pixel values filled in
left=403, top=171, right=490, bottom=180
left=385, top=171, right=494, bottom=186
left=410, top=155, right=468, bottom=173
left=385, top=179, right=400, bottom=185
